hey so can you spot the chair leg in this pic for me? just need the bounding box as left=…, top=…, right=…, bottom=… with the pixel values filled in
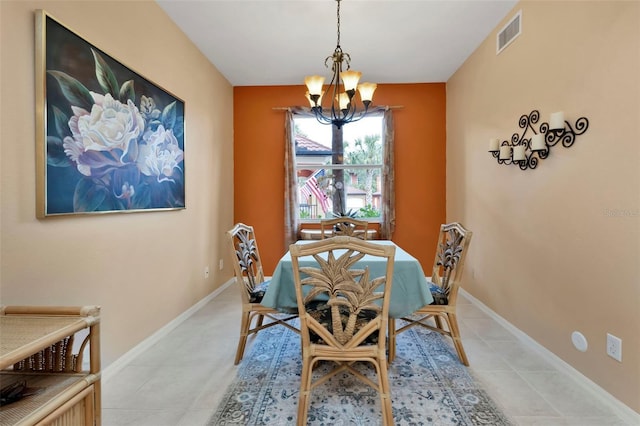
left=388, top=318, right=396, bottom=362
left=234, top=311, right=251, bottom=365
left=445, top=312, right=469, bottom=366
left=256, top=314, right=265, bottom=328
left=377, top=357, right=394, bottom=426
left=297, top=355, right=313, bottom=426
left=434, top=314, right=444, bottom=330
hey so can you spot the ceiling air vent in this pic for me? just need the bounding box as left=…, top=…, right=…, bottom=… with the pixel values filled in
left=497, top=10, right=522, bottom=55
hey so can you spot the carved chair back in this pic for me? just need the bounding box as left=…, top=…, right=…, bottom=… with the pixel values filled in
left=430, top=222, right=473, bottom=306
left=290, top=236, right=395, bottom=349
left=320, top=217, right=369, bottom=240
left=227, top=223, right=266, bottom=304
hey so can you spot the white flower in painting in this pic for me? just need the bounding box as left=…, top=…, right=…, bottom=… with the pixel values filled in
left=63, top=92, right=145, bottom=176
left=137, top=125, right=184, bottom=183
left=70, top=92, right=144, bottom=156
left=139, top=95, right=161, bottom=121
left=116, top=182, right=135, bottom=200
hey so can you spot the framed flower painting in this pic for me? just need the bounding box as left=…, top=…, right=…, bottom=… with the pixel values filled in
left=35, top=10, right=185, bottom=217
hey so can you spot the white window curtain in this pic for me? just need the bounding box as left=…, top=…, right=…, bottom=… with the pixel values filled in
left=284, top=107, right=395, bottom=243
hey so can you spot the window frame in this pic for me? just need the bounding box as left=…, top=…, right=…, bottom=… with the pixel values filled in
left=293, top=114, right=385, bottom=223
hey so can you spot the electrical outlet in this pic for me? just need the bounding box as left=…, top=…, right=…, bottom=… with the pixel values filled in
left=606, top=333, right=622, bottom=362
left=204, top=266, right=210, bottom=279
left=219, top=259, right=224, bottom=270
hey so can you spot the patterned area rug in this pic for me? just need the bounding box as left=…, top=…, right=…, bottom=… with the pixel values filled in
left=209, top=324, right=512, bottom=425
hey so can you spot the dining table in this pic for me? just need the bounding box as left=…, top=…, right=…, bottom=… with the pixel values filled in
left=261, top=240, right=433, bottom=318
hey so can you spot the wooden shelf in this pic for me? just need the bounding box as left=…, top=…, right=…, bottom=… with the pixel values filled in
left=0, top=306, right=101, bottom=426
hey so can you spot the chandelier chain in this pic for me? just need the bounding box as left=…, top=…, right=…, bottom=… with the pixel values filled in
left=336, top=0, right=341, bottom=47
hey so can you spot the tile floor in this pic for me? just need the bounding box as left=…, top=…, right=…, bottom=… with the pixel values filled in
left=102, top=283, right=633, bottom=425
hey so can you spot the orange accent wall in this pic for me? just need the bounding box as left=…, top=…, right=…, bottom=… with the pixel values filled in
left=234, top=84, right=446, bottom=273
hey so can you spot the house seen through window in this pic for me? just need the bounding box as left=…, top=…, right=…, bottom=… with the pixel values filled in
left=294, top=115, right=383, bottom=221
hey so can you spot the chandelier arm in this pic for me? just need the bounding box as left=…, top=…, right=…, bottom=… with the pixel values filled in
left=342, top=105, right=371, bottom=125
left=329, top=54, right=342, bottom=123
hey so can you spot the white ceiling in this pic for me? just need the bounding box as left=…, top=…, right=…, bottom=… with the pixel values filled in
left=156, top=0, right=518, bottom=86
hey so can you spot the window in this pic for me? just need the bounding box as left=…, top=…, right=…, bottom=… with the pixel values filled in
left=294, top=115, right=383, bottom=221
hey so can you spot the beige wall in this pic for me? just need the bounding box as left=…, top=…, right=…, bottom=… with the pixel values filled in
left=0, top=0, right=234, bottom=366
left=447, top=1, right=639, bottom=412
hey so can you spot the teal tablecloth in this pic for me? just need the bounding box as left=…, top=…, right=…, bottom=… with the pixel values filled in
left=261, top=240, right=433, bottom=318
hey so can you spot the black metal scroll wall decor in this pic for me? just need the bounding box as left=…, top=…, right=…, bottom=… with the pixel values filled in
left=488, top=110, right=590, bottom=170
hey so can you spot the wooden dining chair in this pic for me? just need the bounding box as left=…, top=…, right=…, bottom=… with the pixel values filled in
left=226, top=223, right=298, bottom=365
left=320, top=217, right=369, bottom=239
left=290, top=236, right=396, bottom=425
left=389, top=222, right=473, bottom=365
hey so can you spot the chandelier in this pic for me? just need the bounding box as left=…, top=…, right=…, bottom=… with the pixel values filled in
left=304, top=0, right=377, bottom=129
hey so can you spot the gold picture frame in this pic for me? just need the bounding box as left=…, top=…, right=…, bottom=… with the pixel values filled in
left=35, top=10, right=186, bottom=217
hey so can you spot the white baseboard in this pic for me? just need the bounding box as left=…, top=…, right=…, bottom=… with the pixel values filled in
left=459, top=288, right=640, bottom=425
left=102, top=279, right=234, bottom=383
